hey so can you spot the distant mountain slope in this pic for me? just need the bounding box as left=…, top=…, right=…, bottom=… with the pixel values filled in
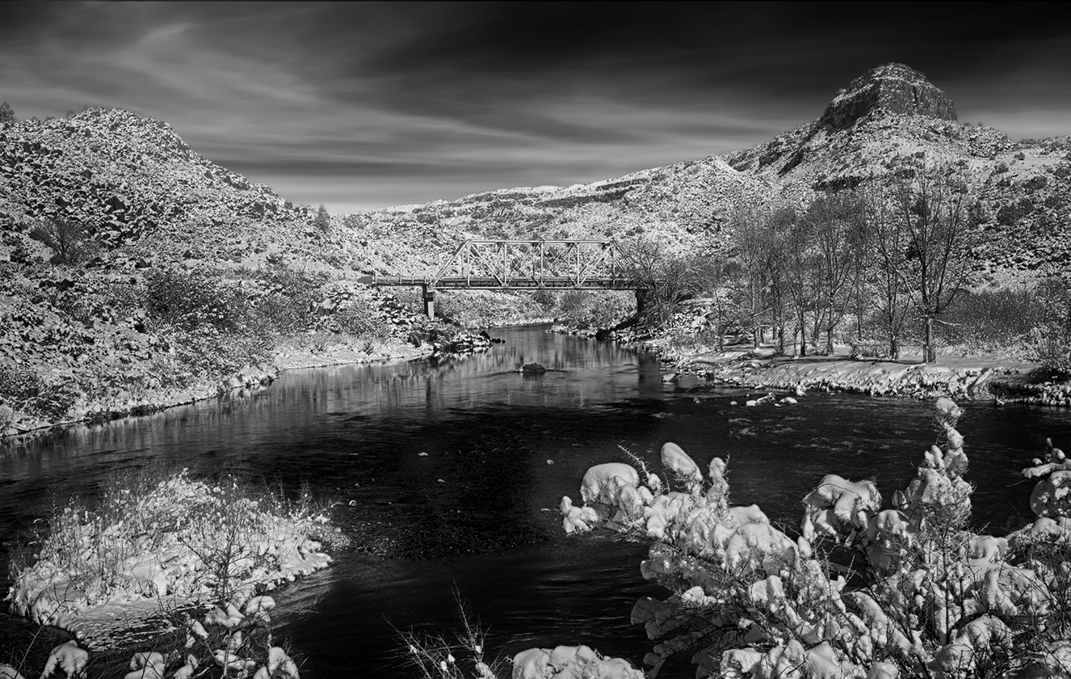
left=4, top=60, right=1066, bottom=278
left=1, top=62, right=1068, bottom=435
left=358, top=63, right=1071, bottom=280
left=724, top=63, right=1071, bottom=277
left=355, top=153, right=776, bottom=264
left=1, top=62, right=1068, bottom=280
left=0, top=107, right=480, bottom=277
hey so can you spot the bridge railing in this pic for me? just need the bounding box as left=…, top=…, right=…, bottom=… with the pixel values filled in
left=367, top=239, right=648, bottom=317
left=418, top=239, right=632, bottom=289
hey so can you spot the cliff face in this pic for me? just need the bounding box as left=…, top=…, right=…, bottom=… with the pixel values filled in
left=819, top=63, right=958, bottom=131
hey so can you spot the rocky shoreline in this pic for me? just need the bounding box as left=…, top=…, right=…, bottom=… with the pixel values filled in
left=651, top=343, right=1071, bottom=407
left=0, top=338, right=432, bottom=442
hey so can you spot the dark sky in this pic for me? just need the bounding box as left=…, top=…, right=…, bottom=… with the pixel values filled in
left=2, top=2, right=1069, bottom=214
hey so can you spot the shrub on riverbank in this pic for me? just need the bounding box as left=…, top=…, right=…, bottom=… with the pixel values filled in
left=6, top=468, right=340, bottom=632
left=560, top=399, right=1071, bottom=677
left=1026, top=277, right=1071, bottom=377
left=936, top=286, right=1046, bottom=356
left=0, top=260, right=426, bottom=435
left=556, top=290, right=635, bottom=331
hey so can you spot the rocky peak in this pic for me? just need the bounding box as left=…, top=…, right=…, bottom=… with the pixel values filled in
left=819, top=62, right=957, bottom=131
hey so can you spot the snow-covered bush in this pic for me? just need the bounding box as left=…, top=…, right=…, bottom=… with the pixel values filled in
left=1028, top=277, right=1071, bottom=377
left=145, top=268, right=251, bottom=335
left=6, top=470, right=338, bottom=632
left=0, top=363, right=79, bottom=424
left=176, top=594, right=301, bottom=679
left=560, top=397, right=1071, bottom=678
left=0, top=597, right=301, bottom=679
left=555, top=290, right=635, bottom=331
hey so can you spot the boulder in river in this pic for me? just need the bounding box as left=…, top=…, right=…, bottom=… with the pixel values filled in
left=520, top=363, right=547, bottom=374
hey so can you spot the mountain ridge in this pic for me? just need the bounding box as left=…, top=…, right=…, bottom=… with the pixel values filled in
left=0, top=62, right=1069, bottom=435
left=1, top=62, right=1069, bottom=280
left=353, top=62, right=1067, bottom=280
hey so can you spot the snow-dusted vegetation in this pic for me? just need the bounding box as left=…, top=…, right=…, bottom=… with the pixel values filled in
left=0, top=470, right=345, bottom=676
left=557, top=398, right=1071, bottom=678
left=0, top=595, right=302, bottom=679
left=6, top=470, right=339, bottom=646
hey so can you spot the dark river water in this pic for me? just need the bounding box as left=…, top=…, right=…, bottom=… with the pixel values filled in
left=3, top=324, right=1071, bottom=676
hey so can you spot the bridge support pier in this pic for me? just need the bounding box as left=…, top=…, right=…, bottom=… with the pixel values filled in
left=635, top=287, right=650, bottom=317
left=422, top=284, right=436, bottom=319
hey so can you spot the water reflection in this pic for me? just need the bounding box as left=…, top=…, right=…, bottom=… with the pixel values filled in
left=4, top=326, right=1071, bottom=676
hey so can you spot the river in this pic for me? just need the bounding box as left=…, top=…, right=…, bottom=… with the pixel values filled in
left=2, top=324, right=1071, bottom=676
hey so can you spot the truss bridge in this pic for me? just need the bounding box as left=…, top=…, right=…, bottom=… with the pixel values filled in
left=371, top=239, right=642, bottom=318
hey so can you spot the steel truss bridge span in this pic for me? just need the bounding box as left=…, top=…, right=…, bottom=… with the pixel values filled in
left=370, top=239, right=643, bottom=318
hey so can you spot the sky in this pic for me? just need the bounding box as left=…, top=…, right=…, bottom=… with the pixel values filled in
left=1, top=2, right=1070, bottom=215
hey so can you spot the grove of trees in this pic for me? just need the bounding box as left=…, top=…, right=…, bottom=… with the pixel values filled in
left=625, top=161, right=986, bottom=364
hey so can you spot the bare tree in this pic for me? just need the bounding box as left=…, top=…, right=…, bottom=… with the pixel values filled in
left=732, top=202, right=818, bottom=354
left=887, top=163, right=978, bottom=363
left=731, top=205, right=774, bottom=348
left=616, top=237, right=717, bottom=329
left=806, top=192, right=867, bottom=354
left=761, top=205, right=799, bottom=355
left=29, top=217, right=94, bottom=265
left=697, top=256, right=737, bottom=351
left=861, top=184, right=912, bottom=359
left=780, top=205, right=821, bottom=356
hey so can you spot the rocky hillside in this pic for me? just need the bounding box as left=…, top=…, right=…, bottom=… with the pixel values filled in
left=5, top=63, right=1068, bottom=286
left=2, top=63, right=1069, bottom=434
left=352, top=154, right=775, bottom=266
left=0, top=108, right=438, bottom=436
left=725, top=63, right=1071, bottom=278
left=356, top=63, right=1071, bottom=280
left=2, top=107, right=377, bottom=274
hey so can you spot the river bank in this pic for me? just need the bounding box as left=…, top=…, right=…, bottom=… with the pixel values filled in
left=7, top=324, right=1071, bottom=677
left=648, top=340, right=1071, bottom=406
left=0, top=336, right=432, bottom=442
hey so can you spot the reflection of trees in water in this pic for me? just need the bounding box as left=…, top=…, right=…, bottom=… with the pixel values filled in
left=0, top=330, right=654, bottom=479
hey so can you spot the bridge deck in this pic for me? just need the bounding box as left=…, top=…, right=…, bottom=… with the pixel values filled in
left=374, top=276, right=642, bottom=290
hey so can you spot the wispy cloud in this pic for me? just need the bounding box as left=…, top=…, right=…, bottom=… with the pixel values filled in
left=1, top=2, right=1069, bottom=214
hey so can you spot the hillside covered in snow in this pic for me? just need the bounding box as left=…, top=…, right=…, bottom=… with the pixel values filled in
left=2, top=63, right=1070, bottom=434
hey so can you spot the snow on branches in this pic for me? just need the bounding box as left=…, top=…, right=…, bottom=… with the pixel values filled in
left=559, top=398, right=1071, bottom=678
